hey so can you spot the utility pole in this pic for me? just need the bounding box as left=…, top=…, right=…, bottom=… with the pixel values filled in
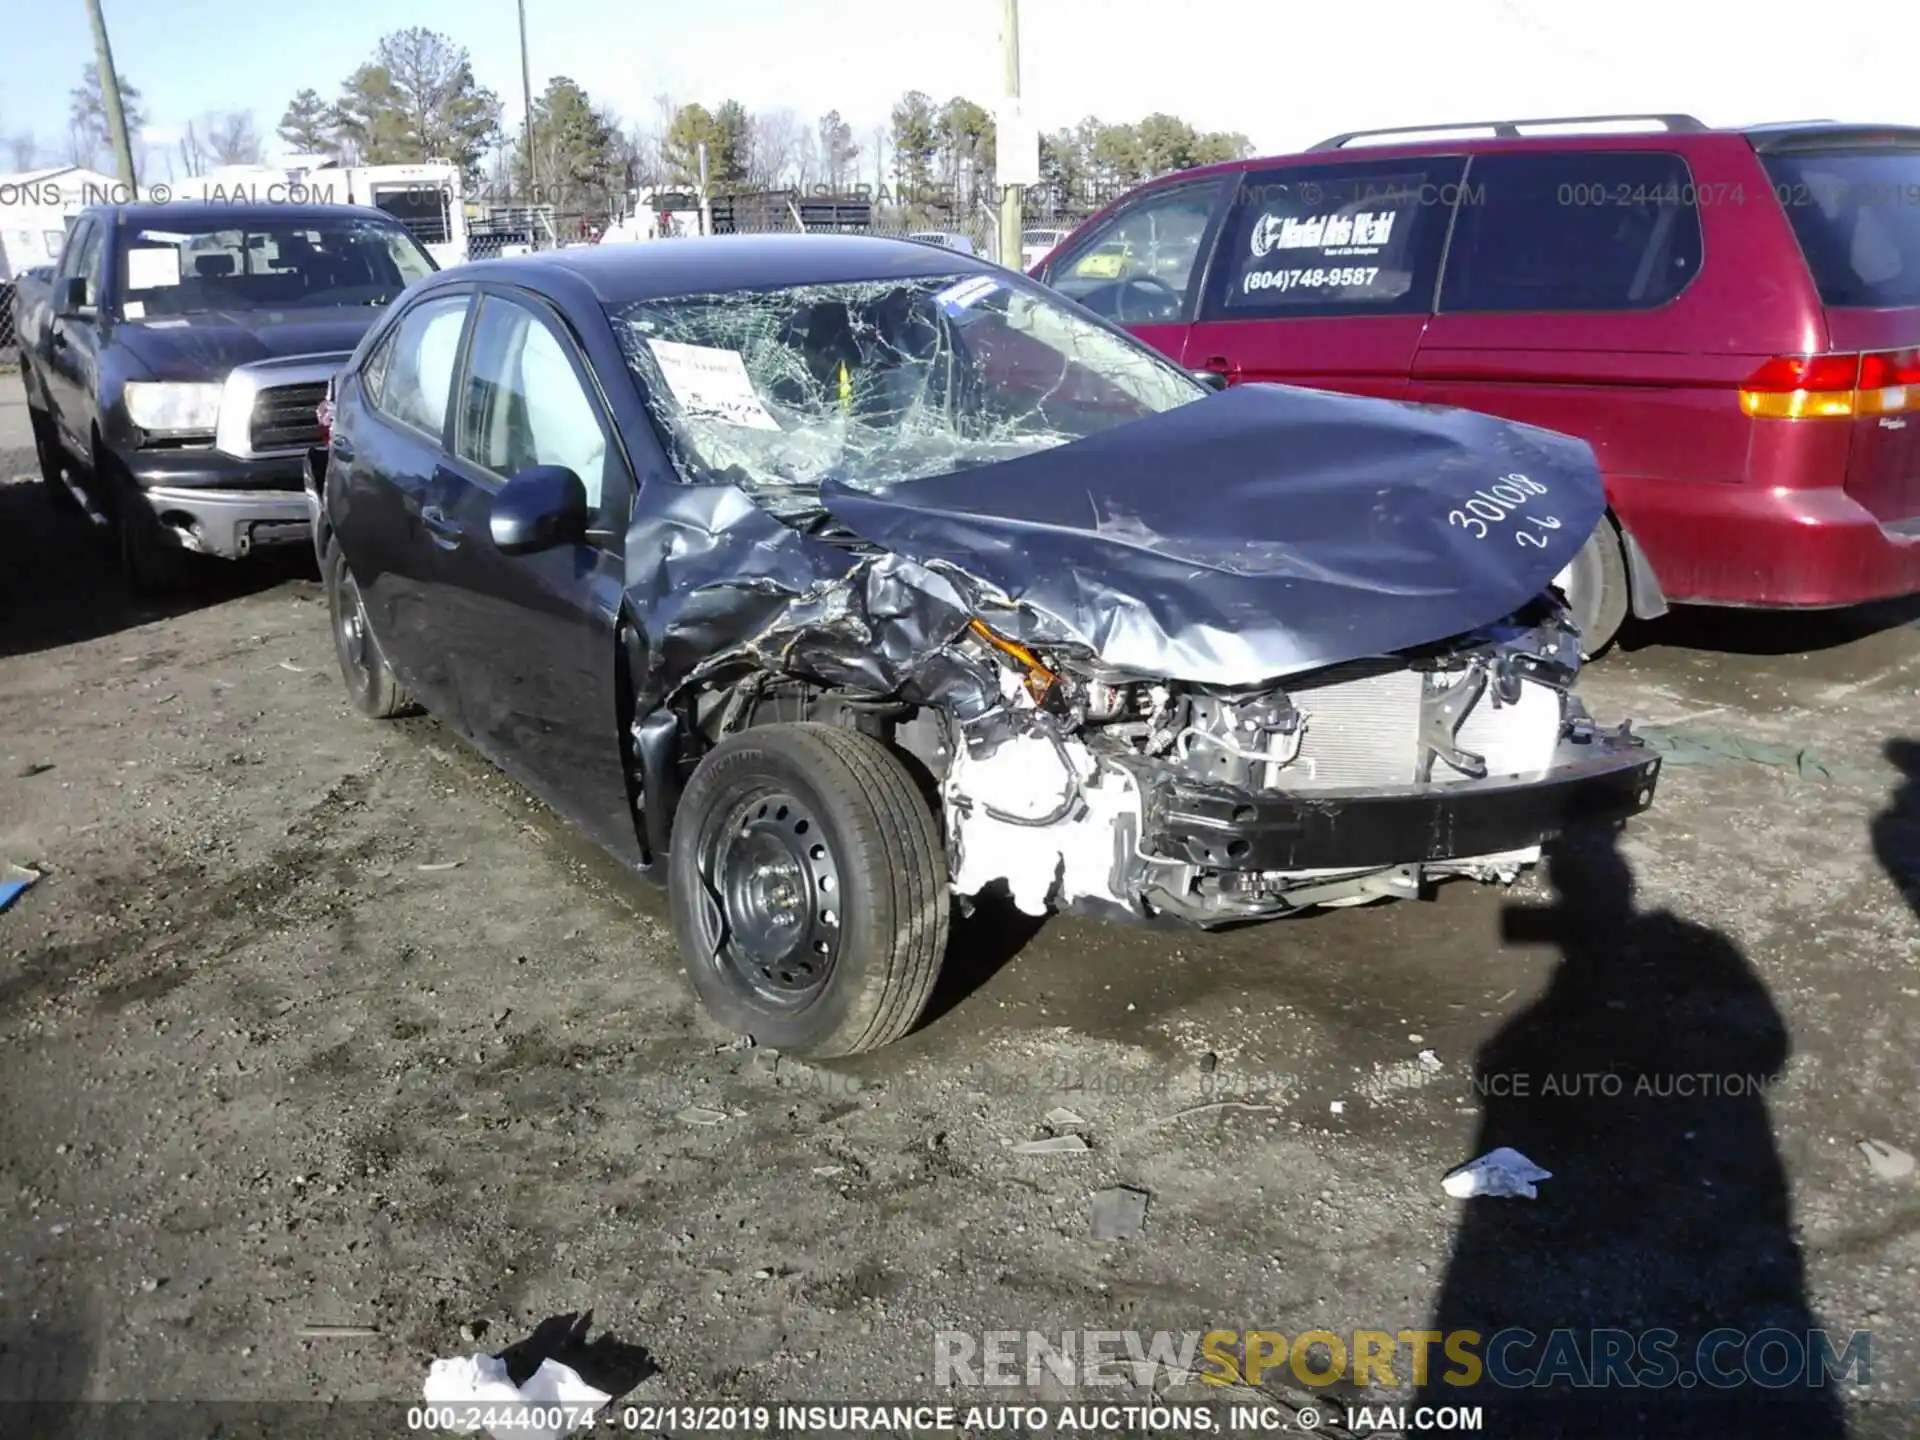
left=697, top=141, right=711, bottom=237
left=997, top=0, right=1023, bottom=269
left=517, top=0, right=536, bottom=198
left=85, top=0, right=137, bottom=192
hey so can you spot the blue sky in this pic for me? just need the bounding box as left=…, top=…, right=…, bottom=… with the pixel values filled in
left=6, top=0, right=1918, bottom=171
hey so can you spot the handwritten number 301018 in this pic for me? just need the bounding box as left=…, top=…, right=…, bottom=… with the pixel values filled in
left=1448, top=473, right=1563, bottom=547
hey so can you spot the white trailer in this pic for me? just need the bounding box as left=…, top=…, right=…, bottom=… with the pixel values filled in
left=170, top=159, right=471, bottom=268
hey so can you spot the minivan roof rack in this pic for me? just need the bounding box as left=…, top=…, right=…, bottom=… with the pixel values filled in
left=1307, top=114, right=1710, bottom=151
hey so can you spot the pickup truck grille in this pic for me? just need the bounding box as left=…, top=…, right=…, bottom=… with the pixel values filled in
left=248, top=383, right=329, bottom=453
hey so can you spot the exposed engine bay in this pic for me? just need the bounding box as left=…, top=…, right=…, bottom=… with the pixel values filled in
left=927, top=597, right=1615, bottom=926
left=681, top=590, right=1655, bottom=931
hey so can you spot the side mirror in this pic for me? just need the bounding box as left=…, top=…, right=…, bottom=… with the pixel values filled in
left=56, top=276, right=89, bottom=316
left=1191, top=368, right=1229, bottom=392
left=489, top=465, right=589, bottom=554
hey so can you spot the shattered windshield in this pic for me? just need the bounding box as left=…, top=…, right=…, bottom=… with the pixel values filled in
left=606, top=273, right=1205, bottom=517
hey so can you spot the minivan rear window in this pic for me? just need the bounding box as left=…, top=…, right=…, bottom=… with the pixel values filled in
left=1761, top=150, right=1920, bottom=307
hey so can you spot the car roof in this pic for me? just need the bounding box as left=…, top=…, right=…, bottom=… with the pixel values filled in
left=437, top=232, right=999, bottom=304
left=107, top=201, right=402, bottom=227
left=1123, top=116, right=1920, bottom=188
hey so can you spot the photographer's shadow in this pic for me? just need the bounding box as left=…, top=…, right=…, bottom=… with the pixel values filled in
left=1419, top=830, right=1847, bottom=1438
left=1871, top=739, right=1920, bottom=922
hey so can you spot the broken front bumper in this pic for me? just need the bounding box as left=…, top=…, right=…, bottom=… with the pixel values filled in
left=1140, top=727, right=1660, bottom=873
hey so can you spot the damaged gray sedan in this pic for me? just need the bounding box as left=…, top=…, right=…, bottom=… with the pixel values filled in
left=311, top=235, right=1660, bottom=1056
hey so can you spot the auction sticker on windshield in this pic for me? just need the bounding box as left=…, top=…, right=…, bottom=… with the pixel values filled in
left=647, top=339, right=782, bottom=431
left=126, top=247, right=181, bottom=290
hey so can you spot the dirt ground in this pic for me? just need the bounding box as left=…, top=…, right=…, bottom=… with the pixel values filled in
left=1, top=385, right=1917, bottom=1439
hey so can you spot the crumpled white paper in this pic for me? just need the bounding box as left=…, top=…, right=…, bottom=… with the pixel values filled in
left=422, top=1353, right=611, bottom=1439
left=1442, top=1147, right=1553, bottom=1199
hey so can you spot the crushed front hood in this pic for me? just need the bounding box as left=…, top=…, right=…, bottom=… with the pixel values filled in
left=819, top=382, right=1605, bottom=684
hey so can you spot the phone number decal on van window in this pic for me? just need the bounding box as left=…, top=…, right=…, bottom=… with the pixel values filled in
left=1448, top=473, right=1564, bottom=548
left=1242, top=266, right=1380, bottom=294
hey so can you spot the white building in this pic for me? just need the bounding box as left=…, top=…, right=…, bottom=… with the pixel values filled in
left=0, top=165, right=126, bottom=279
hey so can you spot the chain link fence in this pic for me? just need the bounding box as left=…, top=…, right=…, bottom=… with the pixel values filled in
left=1, top=279, right=18, bottom=366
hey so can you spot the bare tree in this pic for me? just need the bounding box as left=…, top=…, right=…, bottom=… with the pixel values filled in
left=176, top=121, right=210, bottom=177
left=791, top=127, right=819, bottom=192
left=619, top=121, right=656, bottom=189
left=4, top=130, right=37, bottom=169
left=868, top=123, right=890, bottom=199
left=747, top=107, right=802, bottom=189
left=207, top=111, right=265, bottom=166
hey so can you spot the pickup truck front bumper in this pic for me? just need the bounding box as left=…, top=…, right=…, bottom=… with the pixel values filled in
left=1140, top=726, right=1661, bottom=873
left=123, top=448, right=311, bottom=560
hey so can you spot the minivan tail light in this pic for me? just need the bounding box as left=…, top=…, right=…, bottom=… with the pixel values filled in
left=1740, top=350, right=1920, bottom=418
left=1855, top=347, right=1920, bottom=414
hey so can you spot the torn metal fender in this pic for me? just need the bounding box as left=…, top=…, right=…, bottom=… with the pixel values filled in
left=818, top=382, right=1607, bottom=685
left=619, top=474, right=1001, bottom=739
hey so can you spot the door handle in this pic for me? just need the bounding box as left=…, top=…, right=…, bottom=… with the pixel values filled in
left=1196, top=355, right=1241, bottom=380
left=420, top=504, right=464, bottom=549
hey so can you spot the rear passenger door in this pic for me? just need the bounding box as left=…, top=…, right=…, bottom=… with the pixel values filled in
left=333, top=289, right=474, bottom=722
left=1183, top=156, right=1465, bottom=398
left=1040, top=178, right=1230, bottom=367
left=1410, top=150, right=1717, bottom=493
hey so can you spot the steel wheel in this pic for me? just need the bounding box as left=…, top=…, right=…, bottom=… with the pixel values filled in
left=334, top=568, right=376, bottom=705
left=324, top=537, right=415, bottom=719
left=696, top=789, right=843, bottom=1009
left=668, top=723, right=950, bottom=1056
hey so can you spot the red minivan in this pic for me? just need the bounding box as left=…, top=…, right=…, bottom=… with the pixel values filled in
left=1030, top=115, right=1920, bottom=652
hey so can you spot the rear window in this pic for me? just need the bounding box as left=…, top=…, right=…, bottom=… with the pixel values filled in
left=1762, top=150, right=1920, bottom=307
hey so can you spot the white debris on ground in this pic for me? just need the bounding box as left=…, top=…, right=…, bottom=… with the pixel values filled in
left=1443, top=1147, right=1554, bottom=1199
left=1858, top=1139, right=1915, bottom=1181
left=421, top=1354, right=610, bottom=1439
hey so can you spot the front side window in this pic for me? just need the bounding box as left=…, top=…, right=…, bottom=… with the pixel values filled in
left=457, top=297, right=609, bottom=508
left=115, top=217, right=436, bottom=319
left=606, top=272, right=1205, bottom=515
left=1204, top=159, right=1464, bottom=319
left=60, top=221, right=103, bottom=306
left=372, top=294, right=470, bottom=439
left=1441, top=151, right=1703, bottom=312
left=1048, top=183, right=1224, bottom=324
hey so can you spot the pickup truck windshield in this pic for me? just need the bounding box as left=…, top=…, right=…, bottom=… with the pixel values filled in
left=606, top=272, right=1204, bottom=514
left=117, top=217, right=435, bottom=318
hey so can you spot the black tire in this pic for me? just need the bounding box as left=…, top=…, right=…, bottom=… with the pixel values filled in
left=109, top=459, right=197, bottom=596
left=1558, top=519, right=1630, bottom=658
left=27, top=404, right=81, bottom=517
left=324, top=536, right=416, bottom=719
left=669, top=721, right=950, bottom=1057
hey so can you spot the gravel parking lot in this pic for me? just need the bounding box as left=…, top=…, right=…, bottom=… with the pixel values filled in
left=1, top=386, right=1917, bottom=1438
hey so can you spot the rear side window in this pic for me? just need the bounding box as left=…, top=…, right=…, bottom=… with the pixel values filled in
left=1440, top=152, right=1702, bottom=312
left=1761, top=150, right=1920, bottom=307
left=1202, top=158, right=1465, bottom=318
left=370, top=294, right=470, bottom=440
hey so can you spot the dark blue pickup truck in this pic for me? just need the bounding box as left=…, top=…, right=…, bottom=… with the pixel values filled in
left=12, top=200, right=435, bottom=591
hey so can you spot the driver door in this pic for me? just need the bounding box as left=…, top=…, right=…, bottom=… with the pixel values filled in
left=424, top=288, right=640, bottom=862
left=1039, top=178, right=1229, bottom=367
